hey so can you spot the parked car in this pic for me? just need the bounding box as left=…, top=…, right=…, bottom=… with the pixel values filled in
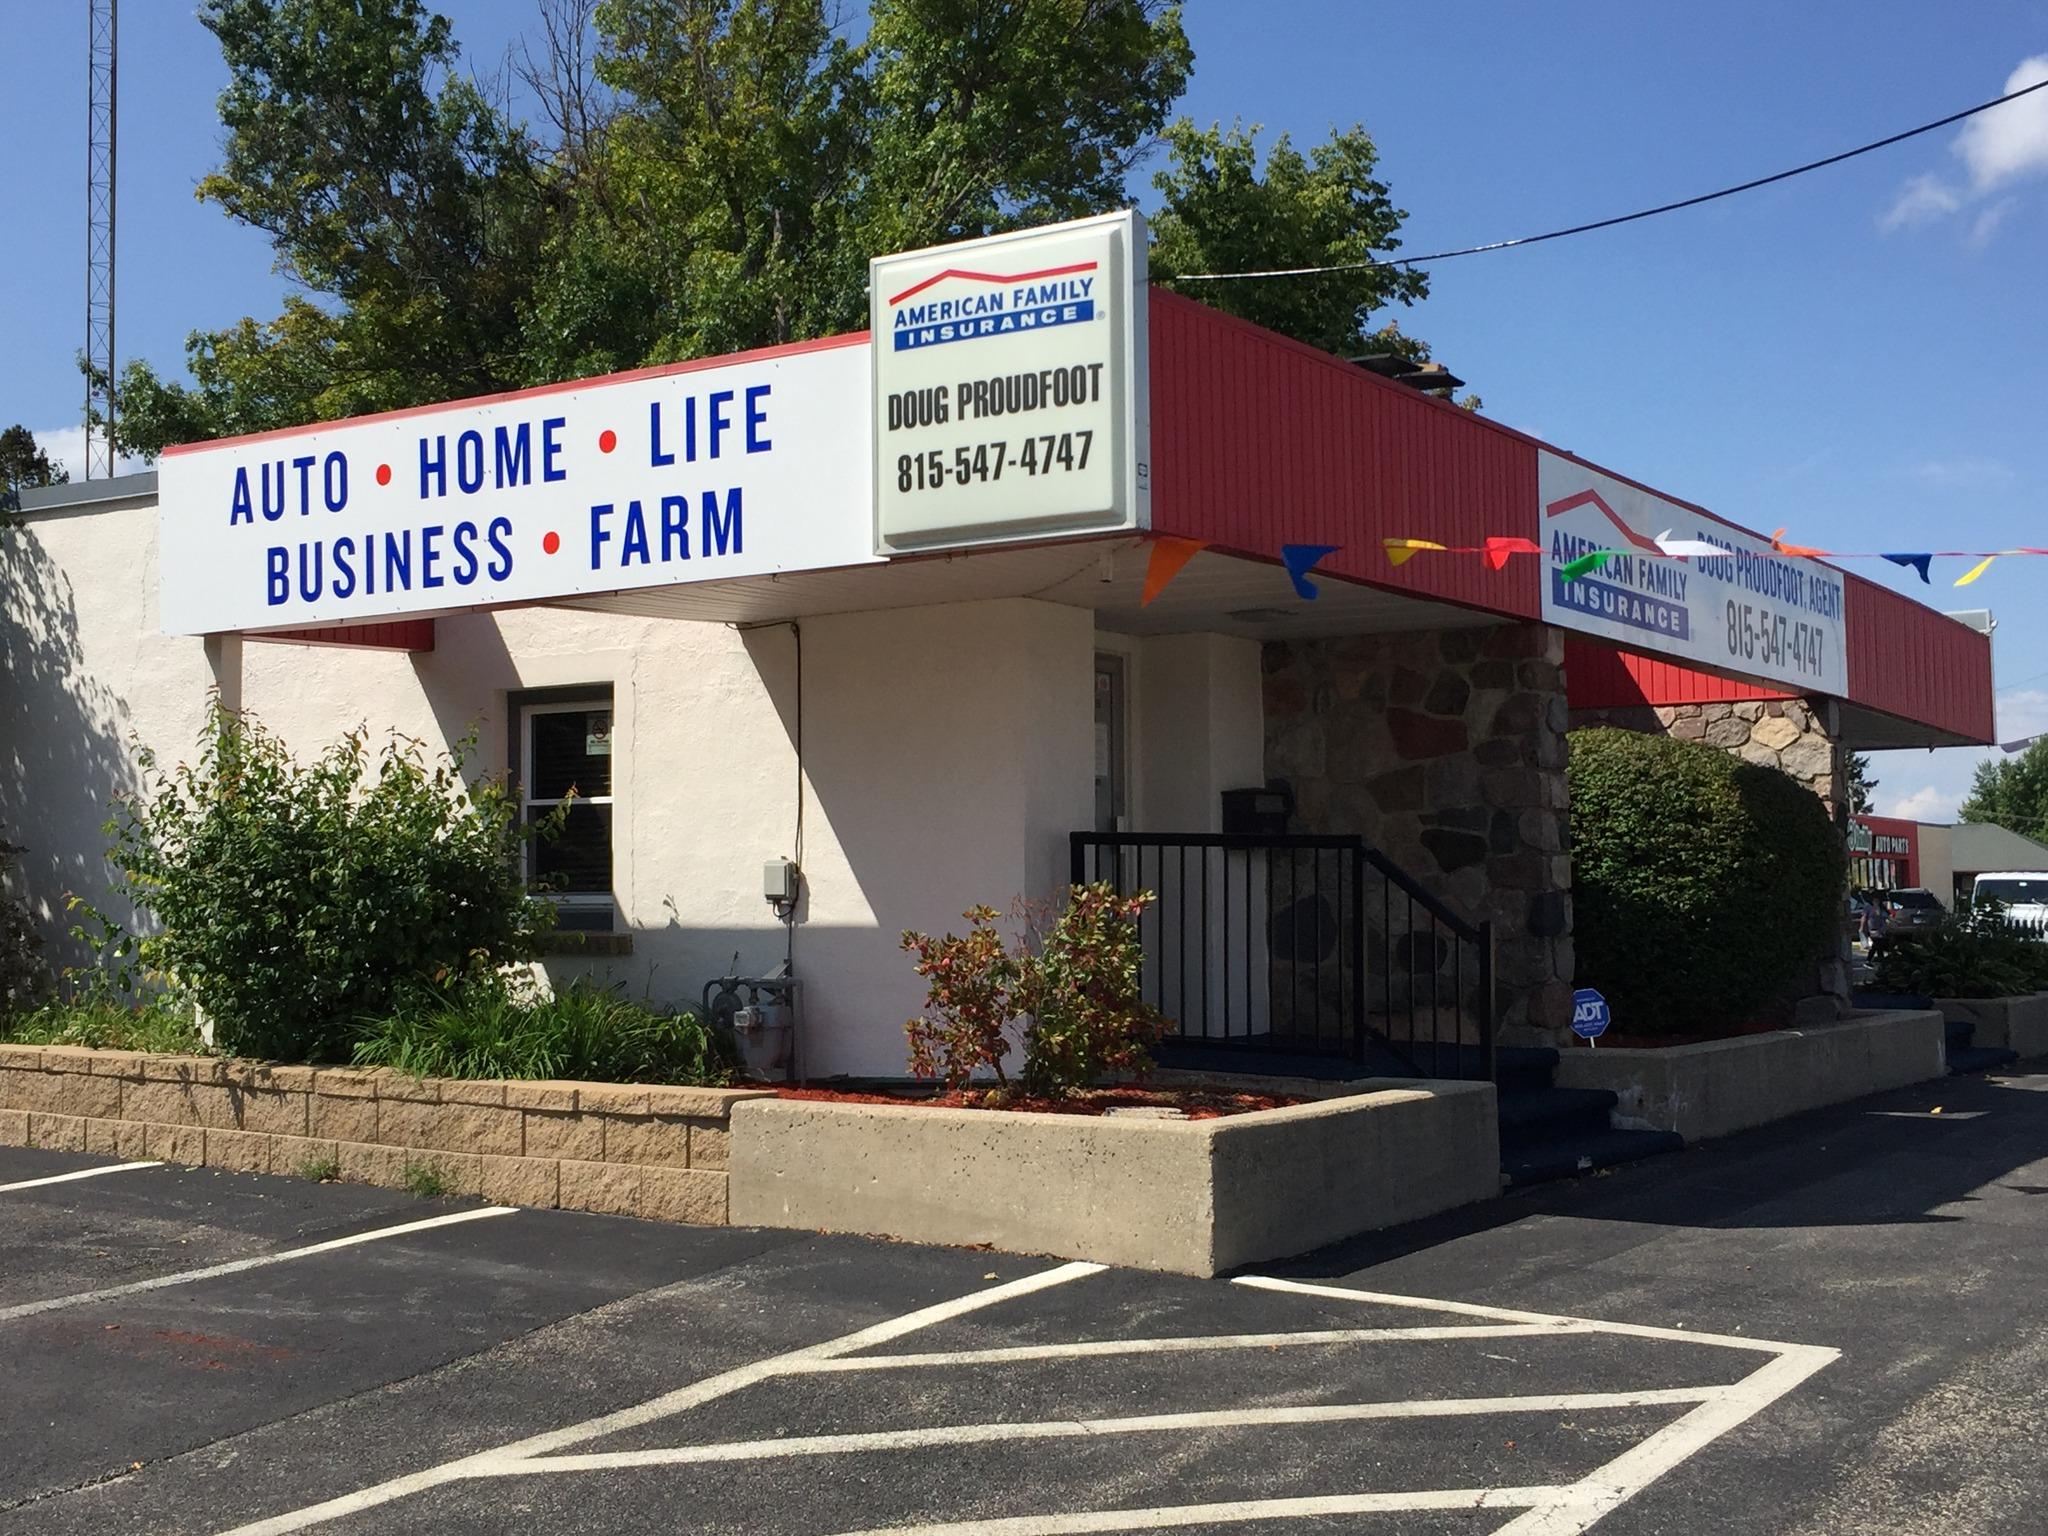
left=1869, top=887, right=1944, bottom=940
left=1970, top=871, right=2048, bottom=937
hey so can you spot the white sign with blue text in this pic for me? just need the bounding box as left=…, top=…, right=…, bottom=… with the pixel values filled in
left=870, top=210, right=1149, bottom=553
left=1572, top=987, right=1611, bottom=1041
left=1538, top=453, right=1850, bottom=696
left=156, top=341, right=877, bottom=635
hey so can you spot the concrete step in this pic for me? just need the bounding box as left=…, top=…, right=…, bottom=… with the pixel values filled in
left=1503, top=1126, right=1685, bottom=1187
left=1949, top=1043, right=2020, bottom=1076
left=1497, top=1086, right=1619, bottom=1149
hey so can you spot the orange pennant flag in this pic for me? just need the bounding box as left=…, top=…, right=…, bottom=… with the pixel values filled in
left=1769, top=527, right=1832, bottom=559
left=1382, top=538, right=1447, bottom=568
left=1140, top=537, right=1209, bottom=606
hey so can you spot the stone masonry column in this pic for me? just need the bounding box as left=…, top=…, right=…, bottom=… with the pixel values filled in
left=1264, top=622, right=1575, bottom=1043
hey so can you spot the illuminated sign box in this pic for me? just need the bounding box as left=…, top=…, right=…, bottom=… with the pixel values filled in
left=870, top=210, right=1150, bottom=554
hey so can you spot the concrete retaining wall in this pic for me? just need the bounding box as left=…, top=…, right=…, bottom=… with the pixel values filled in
left=728, top=1080, right=1500, bottom=1276
left=0, top=1044, right=765, bottom=1223
left=1933, top=994, right=2048, bottom=1058
left=1553, top=1009, right=1946, bottom=1143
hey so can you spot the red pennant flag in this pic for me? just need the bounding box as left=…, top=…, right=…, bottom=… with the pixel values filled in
left=1140, top=537, right=1209, bottom=606
left=1482, top=536, right=1541, bottom=571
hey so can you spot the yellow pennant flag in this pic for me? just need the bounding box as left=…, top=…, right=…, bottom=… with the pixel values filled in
left=1382, top=538, right=1447, bottom=568
left=1954, top=555, right=1997, bottom=588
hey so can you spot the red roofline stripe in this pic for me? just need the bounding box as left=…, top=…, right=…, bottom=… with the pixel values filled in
left=884, top=260, right=1098, bottom=307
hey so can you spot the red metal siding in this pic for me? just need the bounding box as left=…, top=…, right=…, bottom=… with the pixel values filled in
left=1147, top=289, right=1540, bottom=619
left=1563, top=639, right=1791, bottom=710
left=251, top=620, right=437, bottom=652
left=1147, top=290, right=1992, bottom=743
left=1844, top=573, right=1994, bottom=743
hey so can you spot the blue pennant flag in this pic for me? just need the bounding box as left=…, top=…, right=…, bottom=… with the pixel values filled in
left=1281, top=543, right=1342, bottom=600
left=1881, top=552, right=1932, bottom=584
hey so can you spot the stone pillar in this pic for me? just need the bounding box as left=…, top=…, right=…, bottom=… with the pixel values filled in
left=1264, top=622, right=1574, bottom=1042
left=1568, top=695, right=1851, bottom=1017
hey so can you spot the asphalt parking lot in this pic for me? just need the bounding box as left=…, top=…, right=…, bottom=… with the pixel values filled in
left=6, top=1063, right=2048, bottom=1535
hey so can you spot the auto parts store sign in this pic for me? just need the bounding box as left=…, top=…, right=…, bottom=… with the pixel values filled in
left=870, top=210, right=1149, bottom=553
left=1539, top=453, right=1849, bottom=694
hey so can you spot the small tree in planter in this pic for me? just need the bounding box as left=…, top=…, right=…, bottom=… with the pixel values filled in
left=902, top=883, right=1165, bottom=1098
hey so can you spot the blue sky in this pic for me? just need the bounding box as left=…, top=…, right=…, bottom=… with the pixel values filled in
left=3, top=2, right=2043, bottom=821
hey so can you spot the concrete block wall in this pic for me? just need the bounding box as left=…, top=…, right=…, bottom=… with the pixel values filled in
left=0, top=1044, right=764, bottom=1223
left=1264, top=622, right=1574, bottom=1041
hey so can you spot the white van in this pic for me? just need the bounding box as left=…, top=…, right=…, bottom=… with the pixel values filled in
left=1971, top=872, right=2048, bottom=930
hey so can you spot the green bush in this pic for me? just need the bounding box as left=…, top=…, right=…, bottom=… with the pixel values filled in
left=1873, top=904, right=2048, bottom=999
left=1568, top=727, right=1846, bottom=1036
left=1, top=986, right=203, bottom=1054
left=352, top=974, right=732, bottom=1085
left=107, top=707, right=554, bottom=1063
left=903, top=883, right=1166, bottom=1096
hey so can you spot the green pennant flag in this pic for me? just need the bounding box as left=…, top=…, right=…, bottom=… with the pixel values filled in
left=1560, top=549, right=1615, bottom=581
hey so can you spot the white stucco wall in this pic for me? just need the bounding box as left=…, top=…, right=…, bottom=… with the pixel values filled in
left=2, top=494, right=1101, bottom=1077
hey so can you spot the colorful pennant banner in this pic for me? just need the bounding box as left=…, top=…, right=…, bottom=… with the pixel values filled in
left=1381, top=535, right=2047, bottom=589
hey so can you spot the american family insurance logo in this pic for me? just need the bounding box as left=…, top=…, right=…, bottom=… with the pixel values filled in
left=887, top=260, right=1099, bottom=352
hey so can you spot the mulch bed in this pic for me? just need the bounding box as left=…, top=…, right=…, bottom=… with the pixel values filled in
left=770, top=1083, right=1302, bottom=1119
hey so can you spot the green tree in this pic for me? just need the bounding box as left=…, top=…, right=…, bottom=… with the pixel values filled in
left=114, top=0, right=548, bottom=452
left=1959, top=739, right=2048, bottom=839
left=0, top=425, right=69, bottom=496
left=114, top=0, right=1447, bottom=456
left=1149, top=120, right=1428, bottom=358
left=1846, top=752, right=1877, bottom=817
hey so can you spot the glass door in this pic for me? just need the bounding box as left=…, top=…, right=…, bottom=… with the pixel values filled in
left=1094, top=653, right=1127, bottom=833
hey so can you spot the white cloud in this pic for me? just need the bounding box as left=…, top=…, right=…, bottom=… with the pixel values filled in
left=1956, top=55, right=2048, bottom=189
left=25, top=424, right=146, bottom=482
left=1968, top=194, right=2019, bottom=247
left=1882, top=172, right=1962, bottom=230
left=1909, top=455, right=2015, bottom=489
left=1880, top=55, right=2048, bottom=245
left=1882, top=783, right=1958, bottom=821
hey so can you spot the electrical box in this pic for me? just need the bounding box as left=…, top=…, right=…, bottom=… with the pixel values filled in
left=1221, top=785, right=1292, bottom=836
left=764, top=858, right=800, bottom=905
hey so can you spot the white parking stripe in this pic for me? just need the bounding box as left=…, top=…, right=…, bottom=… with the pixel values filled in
left=214, top=1260, right=1107, bottom=1536
left=501, top=1387, right=1727, bottom=1475
left=1234, top=1274, right=1806, bottom=1356
left=1487, top=1347, right=1841, bottom=1536
left=810, top=1321, right=1593, bottom=1372
left=0, top=1159, right=161, bottom=1193
left=0, top=1205, right=516, bottom=1323
left=827, top=1485, right=1576, bottom=1534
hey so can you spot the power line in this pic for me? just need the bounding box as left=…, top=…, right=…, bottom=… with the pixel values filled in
left=1166, top=74, right=2048, bottom=284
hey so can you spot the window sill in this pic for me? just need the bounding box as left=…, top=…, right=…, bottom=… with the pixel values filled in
left=539, top=932, right=634, bottom=957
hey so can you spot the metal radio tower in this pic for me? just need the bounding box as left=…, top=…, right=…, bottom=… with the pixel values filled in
left=85, top=0, right=118, bottom=478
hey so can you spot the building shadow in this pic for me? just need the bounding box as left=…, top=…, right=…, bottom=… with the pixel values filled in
left=1255, top=1065, right=2048, bottom=1279
left=0, top=523, right=140, bottom=970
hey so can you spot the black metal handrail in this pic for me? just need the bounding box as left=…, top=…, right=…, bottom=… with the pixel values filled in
left=1071, top=831, right=1495, bottom=1081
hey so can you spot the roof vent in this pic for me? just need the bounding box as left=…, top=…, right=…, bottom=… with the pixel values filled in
left=1350, top=353, right=1465, bottom=396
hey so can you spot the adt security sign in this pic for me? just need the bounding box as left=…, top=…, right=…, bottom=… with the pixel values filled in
left=1571, top=988, right=1611, bottom=1043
